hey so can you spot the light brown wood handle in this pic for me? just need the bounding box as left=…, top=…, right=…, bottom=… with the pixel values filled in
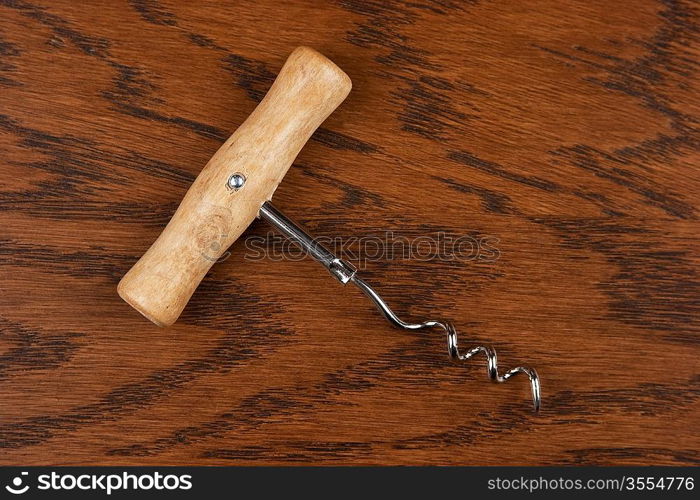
left=118, top=47, right=351, bottom=326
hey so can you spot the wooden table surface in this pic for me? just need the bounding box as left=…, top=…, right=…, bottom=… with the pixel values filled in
left=0, top=0, right=698, bottom=466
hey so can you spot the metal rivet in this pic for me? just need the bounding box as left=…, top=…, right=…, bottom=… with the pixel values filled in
left=227, top=173, right=246, bottom=191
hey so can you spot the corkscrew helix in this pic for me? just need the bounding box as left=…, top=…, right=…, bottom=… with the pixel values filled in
left=259, top=202, right=541, bottom=412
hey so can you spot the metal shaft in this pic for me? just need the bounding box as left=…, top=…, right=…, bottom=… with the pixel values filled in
left=259, top=201, right=357, bottom=283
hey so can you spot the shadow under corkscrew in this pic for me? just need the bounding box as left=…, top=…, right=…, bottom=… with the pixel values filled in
left=258, top=202, right=541, bottom=412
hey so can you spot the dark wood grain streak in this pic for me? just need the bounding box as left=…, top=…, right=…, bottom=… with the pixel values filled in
left=0, top=0, right=698, bottom=465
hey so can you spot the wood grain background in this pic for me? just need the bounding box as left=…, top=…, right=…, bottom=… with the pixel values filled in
left=0, top=0, right=698, bottom=465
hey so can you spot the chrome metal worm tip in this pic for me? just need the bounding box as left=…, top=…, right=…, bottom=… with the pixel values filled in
left=446, top=326, right=541, bottom=412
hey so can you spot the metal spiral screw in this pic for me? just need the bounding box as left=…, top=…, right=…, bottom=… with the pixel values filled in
left=259, top=202, right=541, bottom=412
left=351, top=276, right=541, bottom=412
left=447, top=325, right=540, bottom=411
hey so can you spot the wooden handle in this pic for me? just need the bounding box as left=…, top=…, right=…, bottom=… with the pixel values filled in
left=118, top=47, right=351, bottom=326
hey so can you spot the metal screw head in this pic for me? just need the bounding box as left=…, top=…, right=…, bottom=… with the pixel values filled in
left=227, top=173, right=246, bottom=191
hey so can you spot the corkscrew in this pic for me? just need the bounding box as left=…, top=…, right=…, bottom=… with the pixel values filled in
left=118, top=47, right=541, bottom=412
